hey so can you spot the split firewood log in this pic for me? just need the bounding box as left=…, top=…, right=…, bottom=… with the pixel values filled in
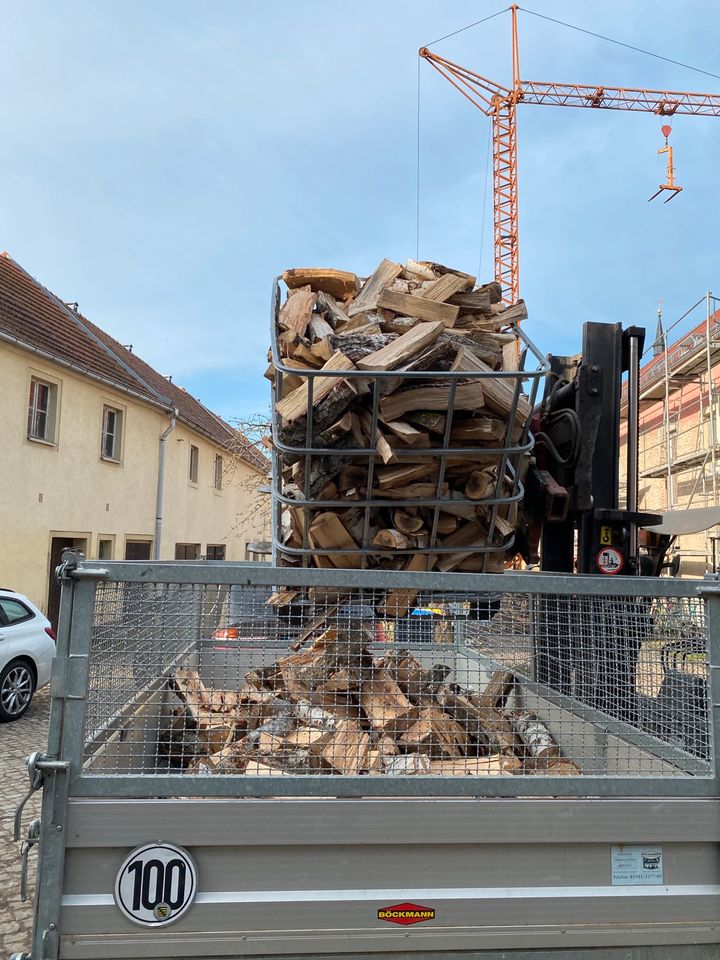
left=429, top=755, right=521, bottom=776
left=510, top=711, right=562, bottom=766
left=479, top=670, right=515, bottom=710
left=385, top=754, right=432, bottom=775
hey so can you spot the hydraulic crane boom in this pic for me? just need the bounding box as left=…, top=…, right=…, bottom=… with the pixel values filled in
left=420, top=5, right=720, bottom=303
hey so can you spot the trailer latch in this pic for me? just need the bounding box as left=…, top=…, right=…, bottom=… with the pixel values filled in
left=13, top=752, right=70, bottom=842
left=20, top=818, right=41, bottom=902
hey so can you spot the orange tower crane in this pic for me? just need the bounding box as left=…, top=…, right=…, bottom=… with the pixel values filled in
left=420, top=5, right=720, bottom=304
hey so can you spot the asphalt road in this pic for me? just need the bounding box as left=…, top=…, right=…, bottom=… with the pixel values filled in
left=0, top=687, right=50, bottom=957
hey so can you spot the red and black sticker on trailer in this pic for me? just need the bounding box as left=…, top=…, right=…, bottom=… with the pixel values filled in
left=377, top=902, right=436, bottom=925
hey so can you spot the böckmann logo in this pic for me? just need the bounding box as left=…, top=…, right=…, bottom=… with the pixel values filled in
left=377, top=903, right=436, bottom=925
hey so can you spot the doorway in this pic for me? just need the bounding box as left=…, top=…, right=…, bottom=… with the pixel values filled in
left=47, top=535, right=88, bottom=629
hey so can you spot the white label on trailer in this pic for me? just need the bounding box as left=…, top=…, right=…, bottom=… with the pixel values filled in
left=611, top=845, right=663, bottom=885
left=596, top=547, right=624, bottom=575
left=114, top=842, right=197, bottom=926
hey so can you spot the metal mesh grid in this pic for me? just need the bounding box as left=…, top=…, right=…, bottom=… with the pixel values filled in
left=270, top=277, right=549, bottom=572
left=81, top=579, right=713, bottom=782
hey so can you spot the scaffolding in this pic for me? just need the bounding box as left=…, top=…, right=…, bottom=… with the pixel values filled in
left=624, top=292, right=720, bottom=574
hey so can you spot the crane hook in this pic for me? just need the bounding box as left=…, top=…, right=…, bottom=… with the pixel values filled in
left=649, top=124, right=682, bottom=203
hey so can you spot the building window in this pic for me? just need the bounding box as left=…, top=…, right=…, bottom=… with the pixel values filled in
left=98, top=538, right=113, bottom=560
left=27, top=377, right=57, bottom=442
left=214, top=454, right=223, bottom=491
left=206, top=544, right=226, bottom=560
left=125, top=540, right=152, bottom=560
left=175, top=543, right=200, bottom=560
left=101, top=406, right=123, bottom=461
left=189, top=445, right=199, bottom=483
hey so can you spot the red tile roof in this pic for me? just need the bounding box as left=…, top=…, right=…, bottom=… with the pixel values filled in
left=638, top=309, right=720, bottom=395
left=0, top=253, right=267, bottom=472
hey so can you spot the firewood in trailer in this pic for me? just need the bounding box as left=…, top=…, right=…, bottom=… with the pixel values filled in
left=479, top=670, right=515, bottom=710
left=320, top=719, right=373, bottom=774
left=359, top=673, right=418, bottom=736
left=510, top=711, right=562, bottom=765
left=429, top=755, right=521, bottom=775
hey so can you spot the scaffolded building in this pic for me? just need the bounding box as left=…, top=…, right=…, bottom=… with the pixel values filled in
left=620, top=294, right=720, bottom=576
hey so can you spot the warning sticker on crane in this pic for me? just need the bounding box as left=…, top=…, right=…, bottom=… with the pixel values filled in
left=596, top=547, right=624, bottom=575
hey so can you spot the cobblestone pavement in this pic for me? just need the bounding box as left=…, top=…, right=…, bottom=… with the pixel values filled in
left=0, top=688, right=50, bottom=957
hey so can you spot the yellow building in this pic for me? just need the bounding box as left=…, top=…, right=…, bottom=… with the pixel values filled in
left=0, top=253, right=270, bottom=625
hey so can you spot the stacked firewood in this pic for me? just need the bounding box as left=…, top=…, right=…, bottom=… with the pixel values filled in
left=267, top=259, right=533, bottom=572
left=163, top=641, right=579, bottom=778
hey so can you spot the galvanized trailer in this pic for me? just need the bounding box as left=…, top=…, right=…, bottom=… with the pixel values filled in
left=10, top=557, right=720, bottom=960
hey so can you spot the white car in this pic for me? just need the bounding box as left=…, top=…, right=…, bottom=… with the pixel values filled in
left=0, top=589, right=55, bottom=722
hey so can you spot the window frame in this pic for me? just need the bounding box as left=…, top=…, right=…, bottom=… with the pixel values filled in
left=124, top=538, right=153, bottom=561
left=97, top=537, right=114, bottom=561
left=175, top=543, right=201, bottom=560
left=189, top=444, right=199, bottom=484
left=214, top=453, right=224, bottom=491
left=27, top=375, right=59, bottom=445
left=101, top=404, right=124, bottom=463
left=206, top=544, right=226, bottom=561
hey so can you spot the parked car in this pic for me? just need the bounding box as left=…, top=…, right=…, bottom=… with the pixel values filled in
left=0, top=588, right=55, bottom=721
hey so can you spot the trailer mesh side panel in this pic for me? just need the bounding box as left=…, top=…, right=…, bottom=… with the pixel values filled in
left=81, top=580, right=713, bottom=782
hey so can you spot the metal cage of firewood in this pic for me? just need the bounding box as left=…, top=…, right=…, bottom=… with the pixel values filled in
left=269, top=276, right=549, bottom=570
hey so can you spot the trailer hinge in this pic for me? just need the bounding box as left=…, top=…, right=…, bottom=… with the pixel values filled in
left=13, top=753, right=70, bottom=842
left=55, top=547, right=109, bottom=582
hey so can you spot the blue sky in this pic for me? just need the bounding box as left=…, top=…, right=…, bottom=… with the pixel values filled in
left=2, top=1, right=719, bottom=422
